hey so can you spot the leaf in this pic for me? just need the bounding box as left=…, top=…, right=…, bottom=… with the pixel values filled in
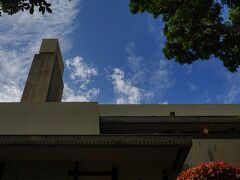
left=46, top=7, right=52, bottom=13
left=23, top=3, right=29, bottom=6
left=24, top=4, right=30, bottom=10
left=39, top=6, right=44, bottom=12
left=42, top=7, right=45, bottom=14
left=29, top=6, right=34, bottom=15
left=42, top=0, right=48, bottom=6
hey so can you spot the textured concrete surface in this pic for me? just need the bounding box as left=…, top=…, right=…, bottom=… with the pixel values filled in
left=184, top=139, right=240, bottom=169
left=39, top=39, right=64, bottom=75
left=21, top=39, right=63, bottom=102
left=0, top=102, right=99, bottom=135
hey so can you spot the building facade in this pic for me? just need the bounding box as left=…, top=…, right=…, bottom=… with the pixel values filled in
left=0, top=39, right=239, bottom=180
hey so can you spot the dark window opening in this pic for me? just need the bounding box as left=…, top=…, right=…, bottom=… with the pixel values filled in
left=68, top=161, right=118, bottom=180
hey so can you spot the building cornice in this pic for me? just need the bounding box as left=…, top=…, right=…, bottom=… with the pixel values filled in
left=100, top=116, right=240, bottom=124
left=0, top=135, right=191, bottom=147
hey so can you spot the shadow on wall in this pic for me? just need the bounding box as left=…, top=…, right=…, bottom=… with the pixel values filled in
left=183, top=139, right=240, bottom=170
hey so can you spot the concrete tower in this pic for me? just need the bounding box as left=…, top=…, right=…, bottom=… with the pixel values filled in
left=21, top=39, right=64, bottom=102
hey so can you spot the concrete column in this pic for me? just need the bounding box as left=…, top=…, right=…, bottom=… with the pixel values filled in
left=21, top=39, right=64, bottom=102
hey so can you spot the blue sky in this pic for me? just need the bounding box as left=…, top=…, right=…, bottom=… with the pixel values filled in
left=0, top=0, right=239, bottom=104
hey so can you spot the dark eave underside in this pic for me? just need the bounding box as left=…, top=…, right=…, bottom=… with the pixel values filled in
left=100, top=116, right=240, bottom=136
left=0, top=135, right=191, bottom=147
left=100, top=116, right=240, bottom=124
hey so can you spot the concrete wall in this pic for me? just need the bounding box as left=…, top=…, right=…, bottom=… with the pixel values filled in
left=21, top=54, right=58, bottom=102
left=39, top=39, right=64, bottom=75
left=47, top=56, right=63, bottom=102
left=183, top=139, right=240, bottom=169
left=21, top=39, right=64, bottom=102
left=0, top=102, right=99, bottom=135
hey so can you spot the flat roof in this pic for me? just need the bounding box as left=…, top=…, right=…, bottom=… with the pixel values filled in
left=0, top=103, right=239, bottom=135
left=1, top=103, right=239, bottom=117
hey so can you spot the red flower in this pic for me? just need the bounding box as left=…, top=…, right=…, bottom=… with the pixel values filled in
left=177, top=161, right=240, bottom=180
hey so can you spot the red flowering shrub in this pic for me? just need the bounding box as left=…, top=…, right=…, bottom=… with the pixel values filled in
left=177, top=161, right=240, bottom=180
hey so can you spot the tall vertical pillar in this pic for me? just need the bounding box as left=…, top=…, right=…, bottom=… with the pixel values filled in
left=21, top=39, right=64, bottom=102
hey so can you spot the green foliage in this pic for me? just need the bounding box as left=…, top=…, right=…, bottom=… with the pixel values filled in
left=130, top=0, right=240, bottom=72
left=0, top=0, right=52, bottom=16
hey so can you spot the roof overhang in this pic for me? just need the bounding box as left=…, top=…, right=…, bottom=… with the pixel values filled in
left=0, top=135, right=192, bottom=173
left=100, top=116, right=240, bottom=136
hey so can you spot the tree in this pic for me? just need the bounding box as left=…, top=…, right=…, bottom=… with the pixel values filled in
left=0, top=0, right=52, bottom=16
left=130, top=0, right=240, bottom=72
left=177, top=161, right=240, bottom=179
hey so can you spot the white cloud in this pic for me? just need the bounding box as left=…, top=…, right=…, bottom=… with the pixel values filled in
left=223, top=87, right=240, bottom=103
left=150, top=60, right=175, bottom=93
left=125, top=41, right=175, bottom=95
left=0, top=81, right=22, bottom=102
left=159, top=101, right=168, bottom=104
left=186, top=65, right=193, bottom=74
left=125, top=11, right=176, bottom=102
left=0, top=0, right=80, bottom=102
left=146, top=17, right=175, bottom=96
left=65, top=56, right=98, bottom=89
left=113, top=41, right=174, bottom=104
left=218, top=73, right=240, bottom=103
left=190, top=84, right=197, bottom=91
left=63, top=56, right=99, bottom=102
left=110, top=68, right=149, bottom=104
left=147, top=15, right=165, bottom=49
left=125, top=42, right=147, bottom=85
left=62, top=83, right=99, bottom=102
left=198, top=90, right=211, bottom=103
left=106, top=42, right=153, bottom=104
